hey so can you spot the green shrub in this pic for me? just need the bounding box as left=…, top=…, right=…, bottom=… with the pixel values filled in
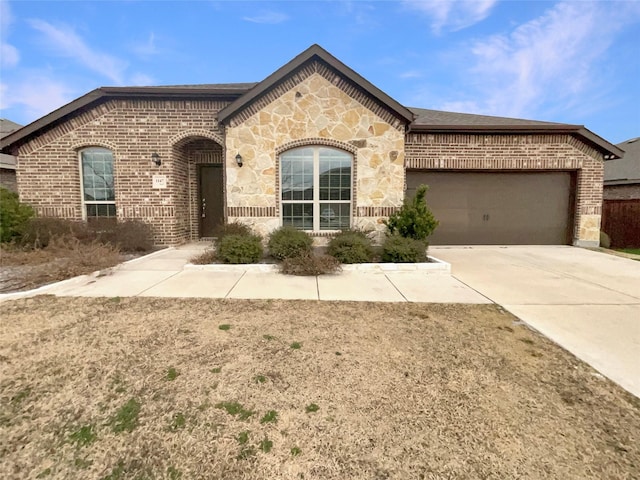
left=327, top=230, right=373, bottom=264
left=217, top=234, right=263, bottom=264
left=268, top=226, right=313, bottom=260
left=0, top=188, right=35, bottom=243
left=385, top=184, right=438, bottom=241
left=280, top=252, right=341, bottom=276
left=381, top=235, right=428, bottom=263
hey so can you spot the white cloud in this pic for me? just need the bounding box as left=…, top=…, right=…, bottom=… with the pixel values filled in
left=243, top=11, right=289, bottom=24
left=133, top=32, right=159, bottom=57
left=28, top=19, right=128, bottom=84
left=403, top=0, right=497, bottom=33
left=1, top=0, right=19, bottom=68
left=436, top=1, right=640, bottom=119
left=399, top=70, right=423, bottom=79
left=1, top=43, right=19, bottom=68
left=0, top=75, right=74, bottom=120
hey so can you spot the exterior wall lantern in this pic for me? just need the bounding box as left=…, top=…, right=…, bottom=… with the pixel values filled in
left=235, top=153, right=243, bottom=167
left=151, top=152, right=161, bottom=166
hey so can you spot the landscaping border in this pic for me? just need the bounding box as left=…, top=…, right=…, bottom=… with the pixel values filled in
left=185, top=255, right=450, bottom=273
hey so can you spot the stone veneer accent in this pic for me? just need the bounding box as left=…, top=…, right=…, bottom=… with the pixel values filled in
left=405, top=133, right=604, bottom=246
left=225, top=72, right=406, bottom=237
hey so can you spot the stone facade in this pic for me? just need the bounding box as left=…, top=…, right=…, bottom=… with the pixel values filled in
left=225, top=70, right=405, bottom=237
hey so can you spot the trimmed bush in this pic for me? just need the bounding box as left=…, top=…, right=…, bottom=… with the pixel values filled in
left=280, top=253, right=341, bottom=276
left=381, top=235, right=428, bottom=263
left=0, top=188, right=35, bottom=243
left=327, top=230, right=373, bottom=264
left=267, top=226, right=313, bottom=260
left=217, top=234, right=263, bottom=264
left=385, top=184, right=438, bottom=241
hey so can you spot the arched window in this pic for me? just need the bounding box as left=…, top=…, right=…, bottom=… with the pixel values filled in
left=79, top=147, right=116, bottom=220
left=280, top=146, right=352, bottom=231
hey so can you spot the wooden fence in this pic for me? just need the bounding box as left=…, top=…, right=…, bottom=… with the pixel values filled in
left=602, top=199, right=640, bottom=248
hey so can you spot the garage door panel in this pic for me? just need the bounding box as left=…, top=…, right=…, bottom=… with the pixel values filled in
left=406, top=172, right=572, bottom=245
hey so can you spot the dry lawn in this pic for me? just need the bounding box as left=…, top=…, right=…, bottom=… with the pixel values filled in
left=1, top=296, right=638, bottom=480
left=0, top=240, right=123, bottom=293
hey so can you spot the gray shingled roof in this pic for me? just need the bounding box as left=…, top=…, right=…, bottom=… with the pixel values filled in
left=0, top=120, right=21, bottom=170
left=408, top=107, right=568, bottom=127
left=0, top=119, right=22, bottom=138
left=604, top=137, right=640, bottom=185
left=150, top=83, right=258, bottom=90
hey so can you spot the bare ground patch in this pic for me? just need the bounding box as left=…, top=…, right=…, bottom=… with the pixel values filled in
left=0, top=297, right=638, bottom=479
left=0, top=241, right=124, bottom=293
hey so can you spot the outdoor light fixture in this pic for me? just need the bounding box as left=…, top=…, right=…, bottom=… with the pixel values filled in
left=151, top=152, right=161, bottom=166
left=235, top=153, right=243, bottom=167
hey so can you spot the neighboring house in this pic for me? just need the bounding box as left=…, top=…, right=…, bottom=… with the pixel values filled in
left=0, top=119, right=22, bottom=192
left=0, top=45, right=623, bottom=246
left=602, top=137, right=640, bottom=247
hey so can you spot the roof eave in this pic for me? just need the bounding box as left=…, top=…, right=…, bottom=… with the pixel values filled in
left=0, top=87, right=250, bottom=153
left=217, top=44, right=415, bottom=125
left=407, top=123, right=623, bottom=159
left=0, top=89, right=105, bottom=153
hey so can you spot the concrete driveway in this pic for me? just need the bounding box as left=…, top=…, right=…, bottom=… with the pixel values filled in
left=431, top=246, right=640, bottom=398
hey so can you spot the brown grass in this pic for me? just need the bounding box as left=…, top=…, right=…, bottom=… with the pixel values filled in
left=189, top=248, right=217, bottom=265
left=0, top=237, right=123, bottom=293
left=0, top=297, right=638, bottom=479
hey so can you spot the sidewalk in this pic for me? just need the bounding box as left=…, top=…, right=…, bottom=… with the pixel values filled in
left=4, top=243, right=490, bottom=303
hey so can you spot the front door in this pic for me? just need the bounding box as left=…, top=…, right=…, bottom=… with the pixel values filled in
left=199, top=165, right=224, bottom=237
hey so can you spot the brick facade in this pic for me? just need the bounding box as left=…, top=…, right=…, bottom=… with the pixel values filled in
left=17, top=99, right=230, bottom=244
left=9, top=48, right=611, bottom=247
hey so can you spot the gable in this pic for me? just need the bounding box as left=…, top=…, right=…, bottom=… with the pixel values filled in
left=217, top=44, right=414, bottom=129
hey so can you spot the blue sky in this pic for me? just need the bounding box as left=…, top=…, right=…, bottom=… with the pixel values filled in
left=1, top=0, right=639, bottom=144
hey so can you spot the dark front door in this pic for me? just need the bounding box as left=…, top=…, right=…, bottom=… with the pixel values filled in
left=199, top=165, right=224, bottom=237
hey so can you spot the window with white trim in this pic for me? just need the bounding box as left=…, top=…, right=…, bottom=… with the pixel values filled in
left=280, top=146, right=352, bottom=230
left=80, top=147, right=116, bottom=220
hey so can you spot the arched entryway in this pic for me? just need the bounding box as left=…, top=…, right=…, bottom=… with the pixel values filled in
left=172, top=135, right=224, bottom=239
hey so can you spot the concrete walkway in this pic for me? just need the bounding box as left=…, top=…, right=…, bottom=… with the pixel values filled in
left=38, top=243, right=489, bottom=304
left=432, top=246, right=640, bottom=398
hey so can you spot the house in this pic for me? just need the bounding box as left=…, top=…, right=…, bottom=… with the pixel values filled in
left=0, top=119, right=22, bottom=192
left=0, top=45, right=623, bottom=246
left=602, top=137, right=640, bottom=247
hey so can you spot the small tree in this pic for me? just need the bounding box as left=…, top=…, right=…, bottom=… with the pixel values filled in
left=384, top=184, right=438, bottom=241
left=0, top=187, right=35, bottom=243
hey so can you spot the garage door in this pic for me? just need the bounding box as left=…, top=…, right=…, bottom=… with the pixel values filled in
left=406, top=171, right=573, bottom=245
